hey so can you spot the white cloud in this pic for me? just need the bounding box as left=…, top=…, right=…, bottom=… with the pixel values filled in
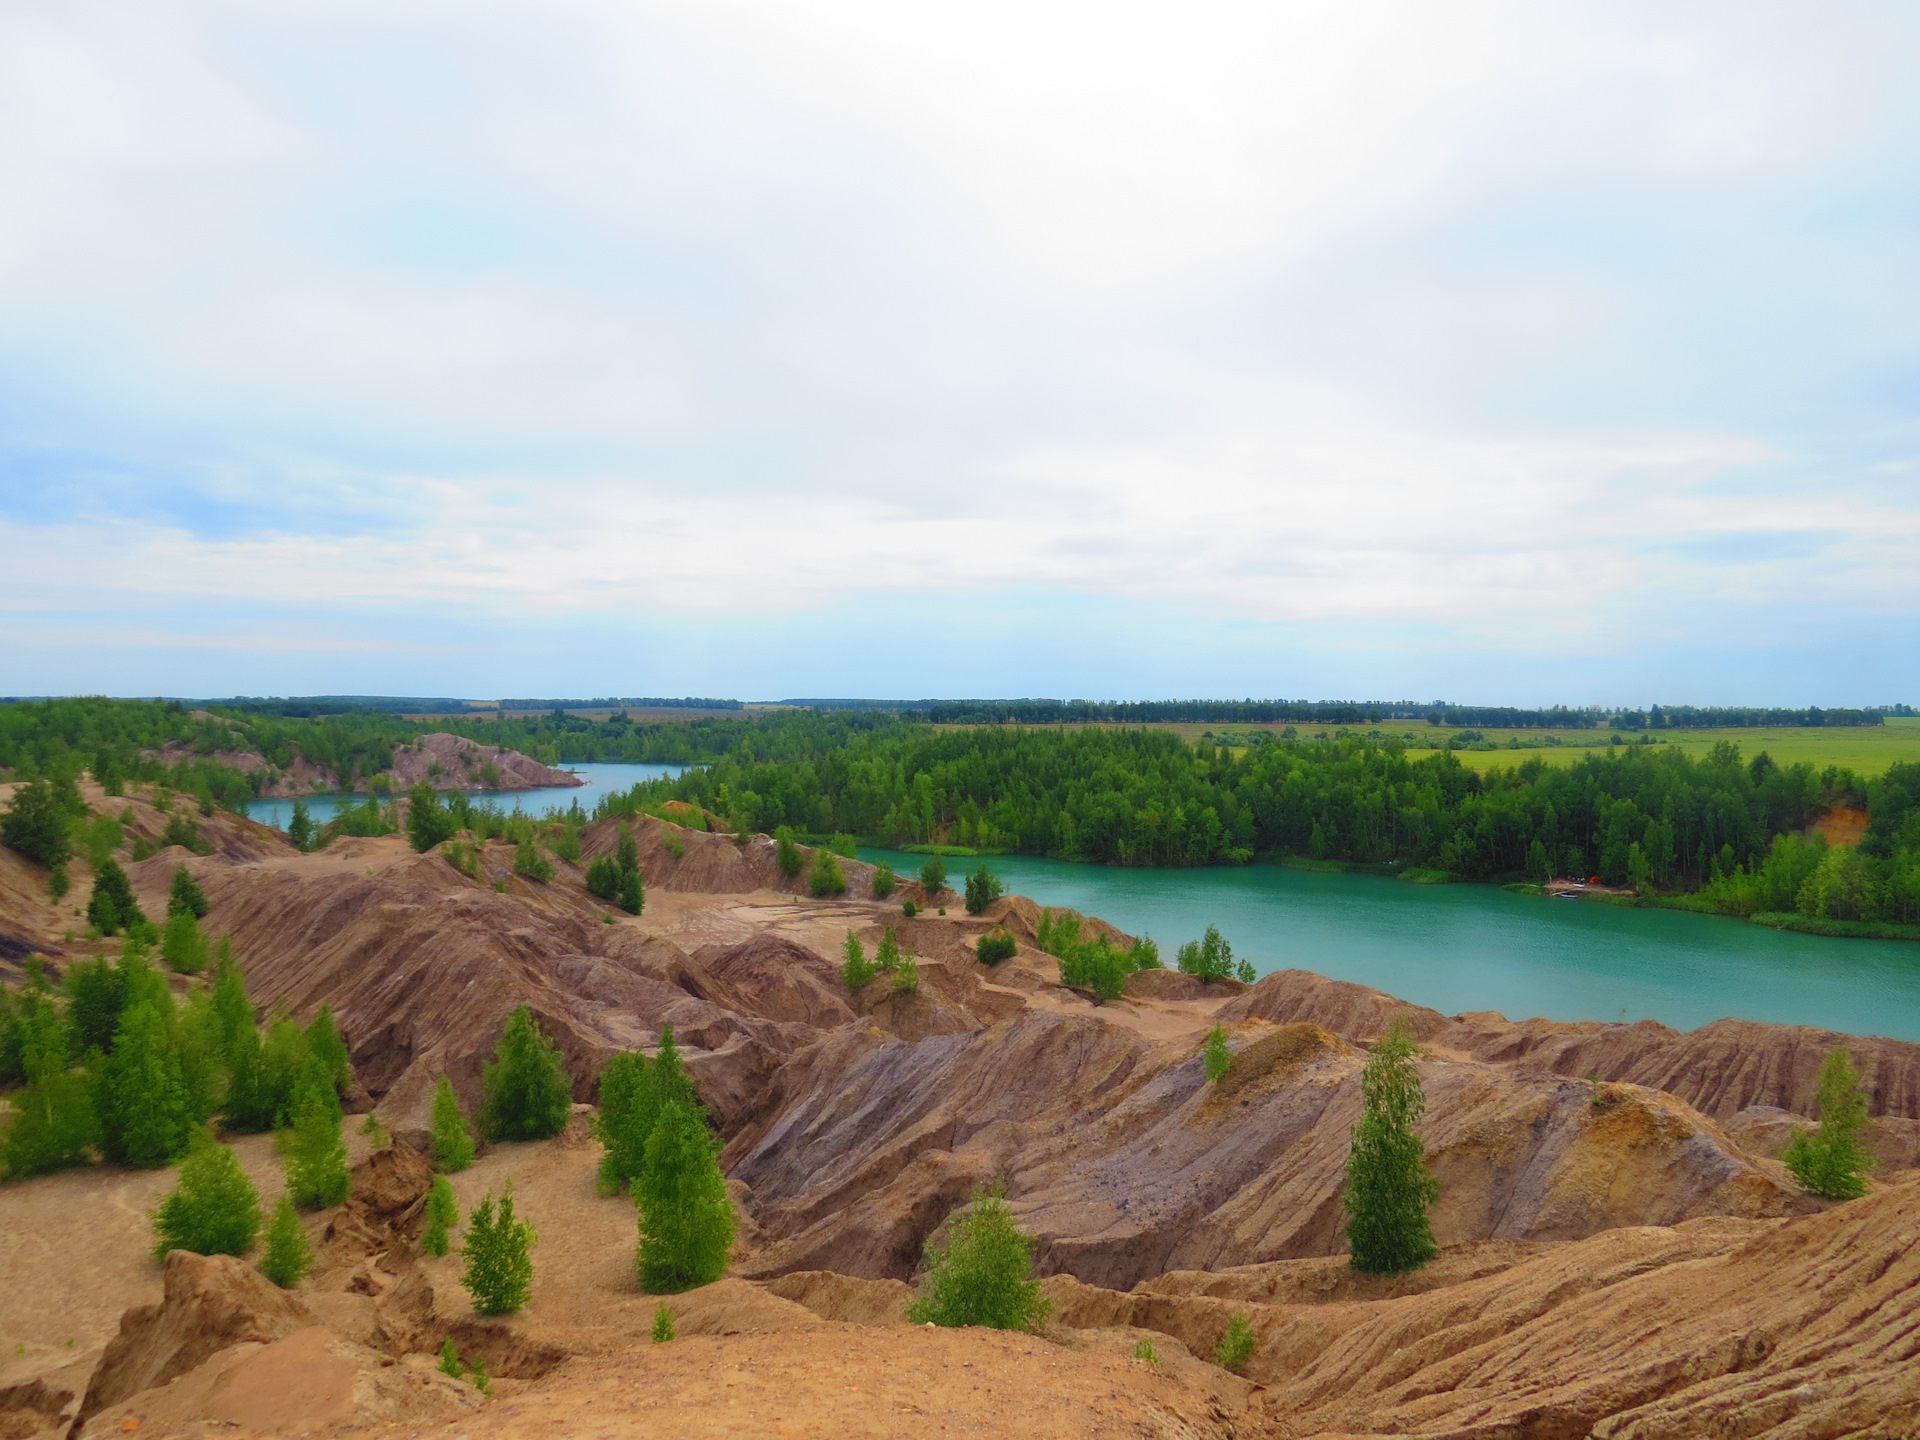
left=1, top=0, right=1917, bottom=693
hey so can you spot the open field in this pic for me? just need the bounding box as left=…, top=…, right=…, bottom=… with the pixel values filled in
left=952, top=720, right=1920, bottom=776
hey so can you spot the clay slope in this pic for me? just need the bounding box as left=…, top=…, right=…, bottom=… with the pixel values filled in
left=1220, top=967, right=1920, bottom=1120
left=1041, top=1174, right=1920, bottom=1437
left=141, top=731, right=578, bottom=796
left=727, top=1011, right=1812, bottom=1289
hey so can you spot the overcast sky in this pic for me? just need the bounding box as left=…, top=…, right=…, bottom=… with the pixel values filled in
left=3, top=1, right=1917, bottom=704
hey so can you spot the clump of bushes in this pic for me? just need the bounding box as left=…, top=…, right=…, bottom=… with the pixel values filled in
left=905, top=1184, right=1049, bottom=1331
left=975, top=930, right=1017, bottom=965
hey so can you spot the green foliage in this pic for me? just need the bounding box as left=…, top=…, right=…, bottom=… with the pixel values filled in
left=1344, top=1020, right=1440, bottom=1275
left=1235, top=958, right=1257, bottom=984
left=152, top=1130, right=261, bottom=1260
left=324, top=797, right=396, bottom=840
left=1133, top=1339, right=1160, bottom=1364
left=634, top=1101, right=735, bottom=1293
left=1203, top=1025, right=1232, bottom=1084
left=481, top=1005, right=572, bottom=1143
left=422, top=1175, right=460, bottom=1257
left=596, top=1027, right=700, bottom=1195
left=100, top=1001, right=192, bottom=1168
left=871, top=861, right=896, bottom=899
left=840, top=931, right=878, bottom=990
left=86, top=858, right=146, bottom=937
left=430, top=1076, right=476, bottom=1172
left=305, top=1005, right=351, bottom=1093
left=461, top=1185, right=537, bottom=1315
left=975, top=930, right=1017, bottom=965
left=468, top=1356, right=491, bottom=1396
left=918, top=854, right=948, bottom=895
left=163, top=812, right=214, bottom=855
left=161, top=911, right=210, bottom=975
left=406, top=784, right=458, bottom=852
left=513, top=839, right=554, bottom=883
left=584, top=852, right=621, bottom=902
left=1782, top=1046, right=1874, bottom=1200
left=774, top=827, right=804, bottom=878
left=650, top=1302, right=676, bottom=1343
left=904, top=1184, right=1049, bottom=1331
left=1177, top=924, right=1236, bottom=983
left=438, top=1339, right=464, bottom=1378
left=901, top=899, right=918, bottom=918
left=809, top=850, right=847, bottom=897
left=284, top=1080, right=350, bottom=1210
left=1040, top=910, right=1140, bottom=1002
left=167, top=866, right=210, bottom=920
left=2, top=778, right=75, bottom=867
left=3, top=1055, right=99, bottom=1180
left=963, top=864, right=1004, bottom=915
left=1213, top=1314, right=1257, bottom=1374
left=874, top=927, right=905, bottom=971
left=1131, top=934, right=1162, bottom=969
left=286, top=800, right=314, bottom=853
left=546, top=825, right=582, bottom=864
left=828, top=833, right=858, bottom=858
left=259, top=1194, right=315, bottom=1287
left=890, top=957, right=921, bottom=994
left=48, top=862, right=70, bottom=901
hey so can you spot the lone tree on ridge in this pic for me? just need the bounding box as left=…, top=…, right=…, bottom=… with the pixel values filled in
left=1344, top=1018, right=1439, bottom=1275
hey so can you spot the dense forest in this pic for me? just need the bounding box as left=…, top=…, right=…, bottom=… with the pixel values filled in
left=620, top=724, right=1919, bottom=927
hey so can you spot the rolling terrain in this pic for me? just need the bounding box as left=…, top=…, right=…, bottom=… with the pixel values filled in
left=3, top=782, right=1919, bottom=1438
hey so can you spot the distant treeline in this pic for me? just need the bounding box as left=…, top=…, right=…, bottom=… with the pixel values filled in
left=496, top=697, right=744, bottom=711
left=926, top=699, right=1606, bottom=728
left=1613, top=705, right=1915, bottom=730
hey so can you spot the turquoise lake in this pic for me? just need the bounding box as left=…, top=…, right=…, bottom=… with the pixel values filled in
left=862, top=847, right=1920, bottom=1042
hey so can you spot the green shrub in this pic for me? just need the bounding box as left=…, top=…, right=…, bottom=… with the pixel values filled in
left=430, top=1076, right=476, bottom=1172
left=585, top=853, right=622, bottom=903
left=774, top=827, right=804, bottom=878
left=406, top=784, right=458, bottom=853
left=260, top=1194, right=314, bottom=1287
left=901, top=899, right=918, bottom=918
left=829, top=834, right=857, bottom=859
left=891, top=959, right=921, bottom=995
left=1213, top=1314, right=1257, bottom=1373
left=975, top=931, right=1017, bottom=965
left=635, top=1102, right=734, bottom=1293
left=461, top=1185, right=536, bottom=1315
left=871, top=862, right=896, bottom=899
left=595, top=1031, right=699, bottom=1197
left=152, top=1131, right=261, bottom=1260
left=286, top=801, right=315, bottom=853
left=918, top=855, right=947, bottom=896
left=963, top=864, right=1003, bottom=915
left=284, top=1078, right=350, bottom=1210
left=840, top=931, right=877, bottom=990
left=422, top=1174, right=460, bottom=1257
left=168, top=866, right=210, bottom=920
left=1782, top=1046, right=1875, bottom=1199
left=1133, top=1339, right=1159, bottom=1364
left=651, top=1302, right=676, bottom=1342
left=1203, top=1025, right=1232, bottom=1083
left=86, top=858, right=145, bottom=937
left=481, top=1005, right=572, bottom=1143
left=1176, top=924, right=1236, bottom=983
left=513, top=839, right=554, bottom=883
left=2, top=778, right=72, bottom=868
left=904, top=1185, right=1048, bottom=1331
left=161, top=911, right=210, bottom=975
left=1344, top=1020, right=1439, bottom=1275
left=99, top=1001, right=192, bottom=1168
left=1130, top=935, right=1162, bottom=969
left=810, top=851, right=847, bottom=897
left=438, top=1339, right=464, bottom=1378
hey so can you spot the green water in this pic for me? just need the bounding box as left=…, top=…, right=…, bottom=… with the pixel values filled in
left=869, top=849, right=1920, bottom=1042
left=245, top=761, right=692, bottom=830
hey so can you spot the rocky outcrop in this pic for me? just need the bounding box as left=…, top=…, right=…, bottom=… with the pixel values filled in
left=74, top=1252, right=314, bottom=1427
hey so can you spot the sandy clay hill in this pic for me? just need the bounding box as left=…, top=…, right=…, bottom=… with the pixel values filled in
left=4, top=778, right=1920, bottom=1438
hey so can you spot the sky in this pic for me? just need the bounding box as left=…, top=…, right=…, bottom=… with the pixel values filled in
left=2, top=1, right=1917, bottom=706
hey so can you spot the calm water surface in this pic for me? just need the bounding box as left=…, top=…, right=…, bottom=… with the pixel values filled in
left=245, top=761, right=693, bottom=830
left=864, top=848, right=1920, bottom=1041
